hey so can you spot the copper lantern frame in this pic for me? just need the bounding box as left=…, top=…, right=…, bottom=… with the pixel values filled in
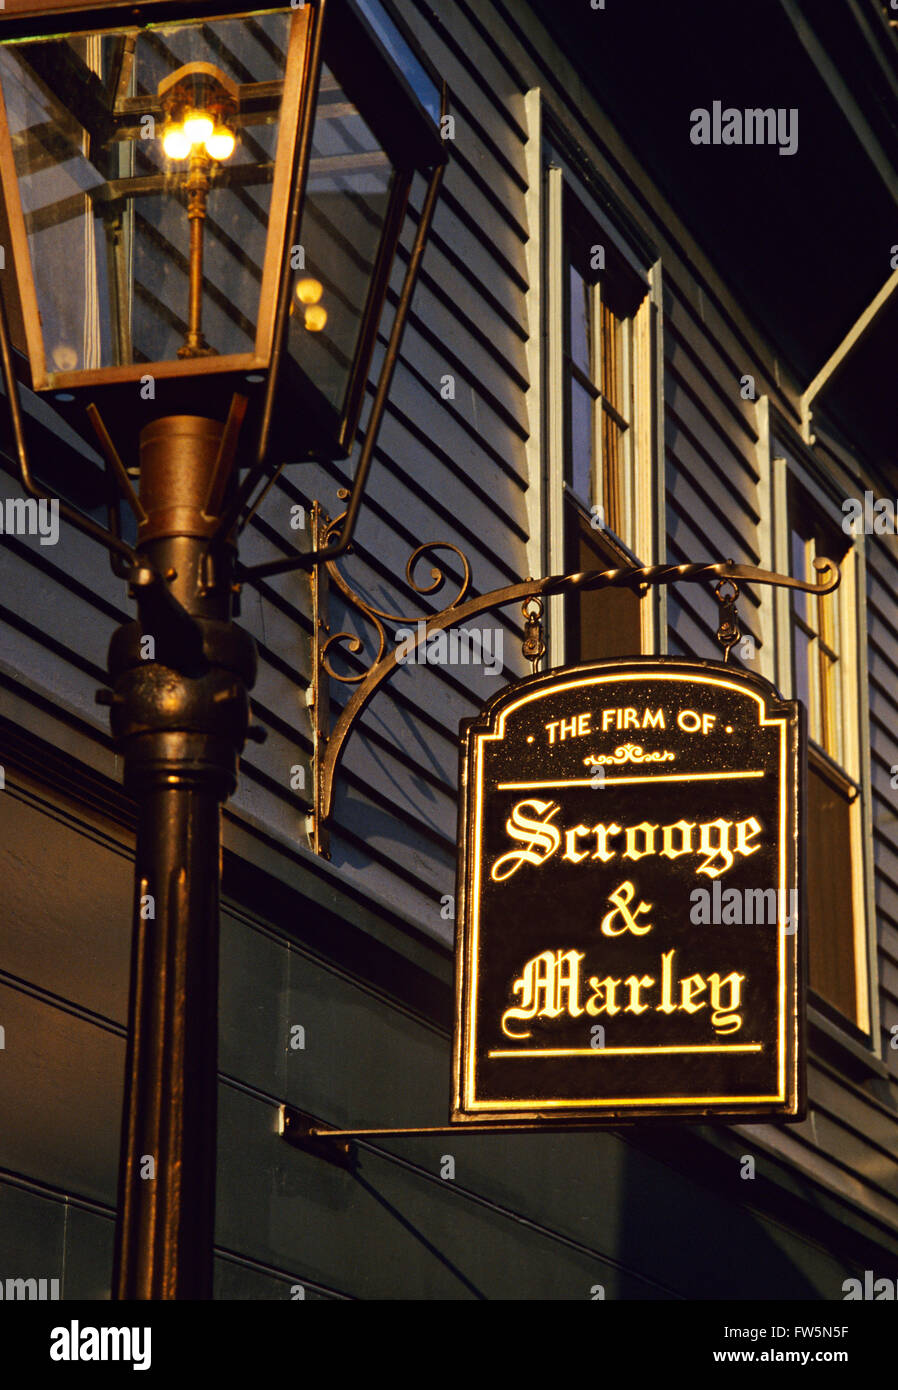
left=0, top=8, right=310, bottom=391
left=0, top=0, right=448, bottom=471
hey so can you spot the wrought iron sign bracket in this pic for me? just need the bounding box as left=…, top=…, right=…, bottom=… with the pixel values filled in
left=303, top=515, right=840, bottom=858
left=279, top=1104, right=633, bottom=1153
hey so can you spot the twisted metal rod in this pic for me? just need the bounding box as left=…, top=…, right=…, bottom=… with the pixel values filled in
left=538, top=556, right=840, bottom=598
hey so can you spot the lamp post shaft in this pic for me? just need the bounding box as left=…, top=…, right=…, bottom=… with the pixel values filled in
left=116, top=777, right=223, bottom=1299
left=179, top=152, right=216, bottom=360
left=110, top=415, right=256, bottom=1300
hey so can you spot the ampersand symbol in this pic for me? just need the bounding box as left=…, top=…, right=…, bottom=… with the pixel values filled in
left=600, top=880, right=653, bottom=936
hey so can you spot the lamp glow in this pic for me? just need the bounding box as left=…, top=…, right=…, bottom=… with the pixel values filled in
left=182, top=111, right=215, bottom=146
left=295, top=277, right=323, bottom=305
left=205, top=126, right=236, bottom=161
left=162, top=123, right=191, bottom=160
left=304, top=304, right=328, bottom=332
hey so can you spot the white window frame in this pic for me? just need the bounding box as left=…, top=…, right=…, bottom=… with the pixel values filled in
left=771, top=431, right=877, bottom=1046
left=536, top=130, right=664, bottom=665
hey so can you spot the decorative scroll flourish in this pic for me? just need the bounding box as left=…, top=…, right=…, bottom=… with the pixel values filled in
left=584, top=745, right=676, bottom=766
left=309, top=543, right=841, bottom=852
left=319, top=508, right=472, bottom=685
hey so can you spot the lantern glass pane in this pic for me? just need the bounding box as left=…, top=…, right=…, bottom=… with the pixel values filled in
left=0, top=11, right=295, bottom=380
left=288, top=61, right=397, bottom=420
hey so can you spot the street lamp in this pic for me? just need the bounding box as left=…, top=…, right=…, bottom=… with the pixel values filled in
left=0, top=0, right=446, bottom=1299
left=157, top=61, right=241, bottom=359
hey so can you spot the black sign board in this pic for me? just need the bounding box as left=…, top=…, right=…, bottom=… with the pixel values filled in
left=453, top=659, right=804, bottom=1124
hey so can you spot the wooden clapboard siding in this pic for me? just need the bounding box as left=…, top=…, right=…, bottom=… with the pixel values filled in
left=664, top=367, right=762, bottom=511
left=0, top=484, right=123, bottom=740
left=434, top=181, right=529, bottom=295
left=402, top=0, right=529, bottom=147
left=865, top=534, right=898, bottom=1079
left=380, top=311, right=530, bottom=460
left=401, top=284, right=530, bottom=436
left=436, top=159, right=528, bottom=287
left=662, top=284, right=766, bottom=434
left=420, top=225, right=529, bottom=356
left=665, top=329, right=761, bottom=467
left=365, top=409, right=530, bottom=560
left=661, top=276, right=765, bottom=667
left=429, top=198, right=529, bottom=328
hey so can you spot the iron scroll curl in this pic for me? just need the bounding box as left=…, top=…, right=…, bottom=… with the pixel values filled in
left=318, top=508, right=473, bottom=684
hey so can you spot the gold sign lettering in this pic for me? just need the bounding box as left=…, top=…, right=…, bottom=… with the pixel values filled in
left=501, top=946, right=747, bottom=1036
left=599, top=880, right=653, bottom=936
left=490, top=801, right=764, bottom=882
left=501, top=949, right=585, bottom=1038
left=490, top=799, right=561, bottom=881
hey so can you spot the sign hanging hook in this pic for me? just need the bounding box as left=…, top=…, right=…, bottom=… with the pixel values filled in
left=521, top=595, right=546, bottom=673
left=714, top=571, right=742, bottom=662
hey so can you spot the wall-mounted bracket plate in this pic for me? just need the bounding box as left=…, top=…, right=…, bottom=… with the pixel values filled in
left=278, top=1105, right=355, bottom=1170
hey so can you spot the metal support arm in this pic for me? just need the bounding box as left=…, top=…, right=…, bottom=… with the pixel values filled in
left=280, top=1104, right=635, bottom=1159
left=311, top=550, right=839, bottom=850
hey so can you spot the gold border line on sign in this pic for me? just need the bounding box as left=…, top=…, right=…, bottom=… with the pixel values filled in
left=466, top=1090, right=785, bottom=1109
left=496, top=770, right=765, bottom=790
left=488, top=1043, right=764, bottom=1057
left=463, top=669, right=792, bottom=1112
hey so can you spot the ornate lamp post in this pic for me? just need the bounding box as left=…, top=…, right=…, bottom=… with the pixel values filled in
left=0, top=0, right=446, bottom=1299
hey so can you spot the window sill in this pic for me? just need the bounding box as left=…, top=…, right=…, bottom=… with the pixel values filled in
left=807, top=740, right=860, bottom=801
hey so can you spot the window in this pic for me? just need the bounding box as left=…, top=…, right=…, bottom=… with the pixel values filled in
left=559, top=189, right=653, bottom=661
left=790, top=506, right=844, bottom=763
left=565, top=249, right=638, bottom=541
left=787, top=478, right=867, bottom=1033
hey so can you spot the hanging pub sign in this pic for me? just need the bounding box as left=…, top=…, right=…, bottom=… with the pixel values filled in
left=452, top=658, right=805, bottom=1125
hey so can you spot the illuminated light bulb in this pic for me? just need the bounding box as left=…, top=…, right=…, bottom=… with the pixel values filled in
left=295, top=277, right=323, bottom=305
left=205, top=126, right=236, bottom=161
left=162, top=123, right=191, bottom=160
left=182, top=111, right=214, bottom=146
left=304, top=304, right=327, bottom=332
